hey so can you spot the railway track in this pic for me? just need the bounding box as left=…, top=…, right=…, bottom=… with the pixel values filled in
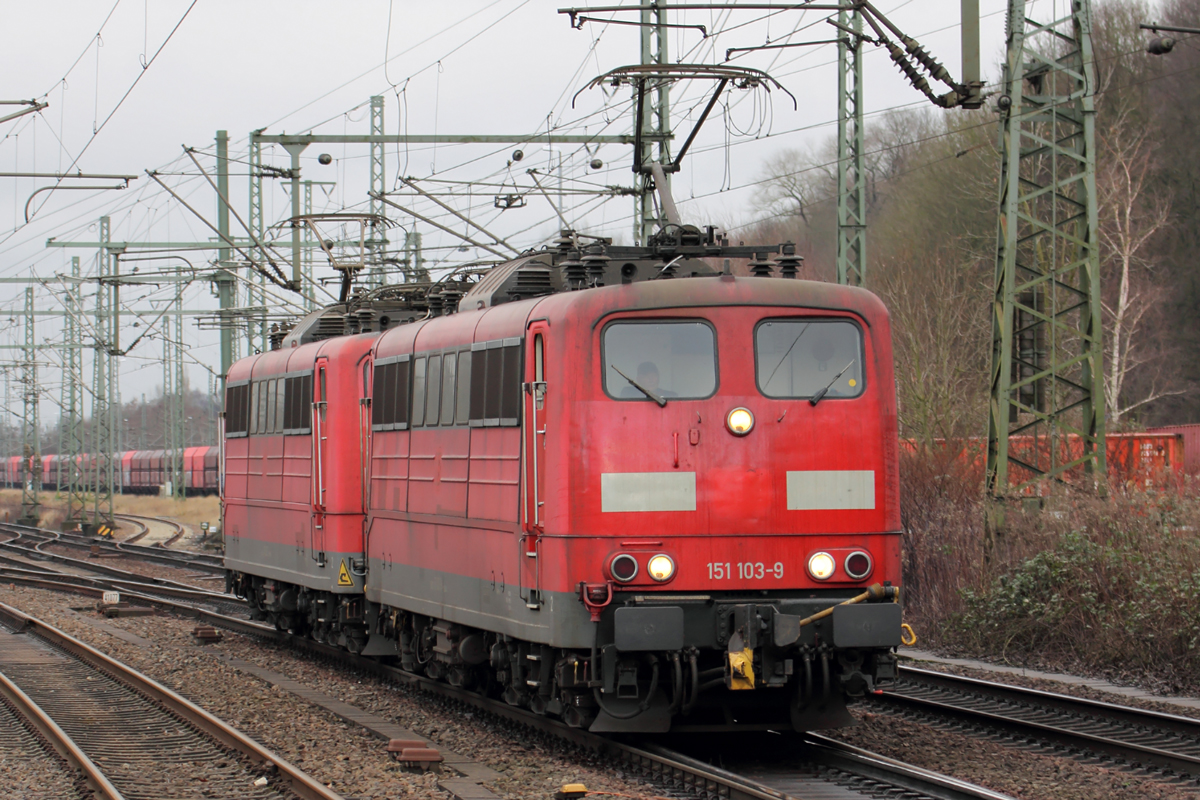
left=0, top=600, right=343, bottom=800
left=879, top=664, right=1200, bottom=784
left=0, top=670, right=96, bottom=800
left=116, top=515, right=151, bottom=544
left=0, top=571, right=1012, bottom=800
left=10, top=554, right=1197, bottom=796
left=114, top=512, right=187, bottom=547
left=0, top=575, right=1012, bottom=800
left=0, top=521, right=224, bottom=574
left=0, top=523, right=243, bottom=615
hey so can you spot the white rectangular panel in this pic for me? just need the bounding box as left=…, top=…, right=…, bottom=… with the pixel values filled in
left=787, top=470, right=875, bottom=510
left=602, top=472, right=696, bottom=512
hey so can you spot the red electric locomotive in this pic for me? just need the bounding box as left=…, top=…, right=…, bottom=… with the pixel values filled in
left=224, top=227, right=905, bottom=732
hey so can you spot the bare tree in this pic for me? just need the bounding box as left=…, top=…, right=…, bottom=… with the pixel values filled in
left=1096, top=105, right=1178, bottom=423
left=756, top=142, right=838, bottom=225
left=873, top=247, right=991, bottom=446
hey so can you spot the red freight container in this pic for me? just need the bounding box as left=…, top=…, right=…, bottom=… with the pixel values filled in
left=1146, top=424, right=1200, bottom=475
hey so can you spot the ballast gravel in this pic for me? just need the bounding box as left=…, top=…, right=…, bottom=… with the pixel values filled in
left=0, top=582, right=665, bottom=800
left=0, top=698, right=86, bottom=800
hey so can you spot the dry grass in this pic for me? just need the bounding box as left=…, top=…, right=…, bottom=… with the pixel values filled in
left=0, top=488, right=220, bottom=532
left=901, top=446, right=1200, bottom=692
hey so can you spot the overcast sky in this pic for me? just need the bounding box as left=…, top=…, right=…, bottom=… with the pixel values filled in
left=0, top=0, right=1014, bottom=419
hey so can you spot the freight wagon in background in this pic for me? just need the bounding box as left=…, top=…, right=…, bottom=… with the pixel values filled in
left=0, top=446, right=220, bottom=496
left=1146, top=425, right=1200, bottom=476
left=900, top=432, right=1186, bottom=492
left=0, top=432, right=1184, bottom=500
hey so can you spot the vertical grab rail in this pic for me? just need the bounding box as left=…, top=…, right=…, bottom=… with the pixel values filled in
left=521, top=327, right=548, bottom=609
left=311, top=363, right=328, bottom=566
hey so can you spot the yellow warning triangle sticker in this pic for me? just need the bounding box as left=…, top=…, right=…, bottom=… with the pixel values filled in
left=337, top=560, right=354, bottom=586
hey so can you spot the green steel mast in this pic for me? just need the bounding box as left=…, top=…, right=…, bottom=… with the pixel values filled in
left=986, top=0, right=1106, bottom=494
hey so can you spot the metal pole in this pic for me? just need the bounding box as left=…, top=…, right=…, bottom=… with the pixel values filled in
left=216, top=130, right=235, bottom=394
left=836, top=8, right=866, bottom=286
left=369, top=94, right=386, bottom=287
left=634, top=4, right=670, bottom=246
left=165, top=267, right=185, bottom=499
left=303, top=180, right=315, bottom=310
left=986, top=0, right=1106, bottom=496
left=18, top=287, right=40, bottom=527
left=65, top=256, right=86, bottom=530
left=249, top=133, right=267, bottom=354
left=91, top=216, right=115, bottom=532
left=283, top=142, right=307, bottom=295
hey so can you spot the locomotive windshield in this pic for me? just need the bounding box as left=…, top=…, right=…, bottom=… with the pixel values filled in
left=603, top=321, right=717, bottom=400
left=755, top=319, right=864, bottom=399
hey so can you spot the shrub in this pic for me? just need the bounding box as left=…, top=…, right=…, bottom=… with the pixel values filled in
left=900, top=448, right=1200, bottom=691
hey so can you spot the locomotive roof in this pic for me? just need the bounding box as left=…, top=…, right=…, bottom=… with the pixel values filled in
left=231, top=275, right=888, bottom=376
left=530, top=274, right=888, bottom=328
left=373, top=275, right=888, bottom=359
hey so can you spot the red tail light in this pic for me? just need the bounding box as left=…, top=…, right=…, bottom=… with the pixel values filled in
left=844, top=551, right=873, bottom=580
left=609, top=554, right=638, bottom=582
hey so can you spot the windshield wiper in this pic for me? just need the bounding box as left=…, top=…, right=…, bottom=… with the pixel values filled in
left=809, top=359, right=855, bottom=407
left=762, top=323, right=811, bottom=390
left=612, top=366, right=667, bottom=407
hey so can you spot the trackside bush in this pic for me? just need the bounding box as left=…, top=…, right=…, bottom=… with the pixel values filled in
left=901, top=447, right=1200, bottom=692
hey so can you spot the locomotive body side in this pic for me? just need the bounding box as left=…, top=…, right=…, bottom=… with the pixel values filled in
left=352, top=275, right=901, bottom=730
left=365, top=302, right=551, bottom=643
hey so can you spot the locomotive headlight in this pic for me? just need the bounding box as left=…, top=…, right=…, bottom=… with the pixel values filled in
left=647, top=554, right=675, bottom=582
left=807, top=551, right=836, bottom=581
left=726, top=407, right=754, bottom=436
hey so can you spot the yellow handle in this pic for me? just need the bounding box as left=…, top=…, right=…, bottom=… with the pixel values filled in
left=900, top=623, right=917, bottom=647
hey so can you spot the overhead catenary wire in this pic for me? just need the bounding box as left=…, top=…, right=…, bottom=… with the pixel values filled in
left=19, top=1, right=199, bottom=229
left=2, top=0, right=1167, bottom=416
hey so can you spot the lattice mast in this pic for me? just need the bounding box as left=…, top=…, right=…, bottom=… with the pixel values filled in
left=836, top=7, right=866, bottom=287
left=986, top=0, right=1106, bottom=494
left=90, top=217, right=116, bottom=532
left=64, top=256, right=88, bottom=530
left=164, top=271, right=186, bottom=500
left=18, top=287, right=40, bottom=527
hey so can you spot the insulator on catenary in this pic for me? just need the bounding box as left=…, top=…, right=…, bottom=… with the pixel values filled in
left=900, top=35, right=954, bottom=86
left=582, top=245, right=610, bottom=287
left=560, top=250, right=587, bottom=289
left=750, top=252, right=773, bottom=277
left=773, top=242, right=803, bottom=279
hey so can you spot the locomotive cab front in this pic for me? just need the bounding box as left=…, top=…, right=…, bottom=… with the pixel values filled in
left=535, top=275, right=904, bottom=731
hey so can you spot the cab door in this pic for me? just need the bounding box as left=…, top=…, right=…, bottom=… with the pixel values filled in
left=311, top=359, right=329, bottom=566
left=520, top=322, right=549, bottom=608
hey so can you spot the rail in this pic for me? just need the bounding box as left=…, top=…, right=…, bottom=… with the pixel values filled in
left=882, top=665, right=1200, bottom=778
left=2, top=573, right=1010, bottom=800
left=0, top=669, right=124, bottom=800
left=0, top=600, right=345, bottom=800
